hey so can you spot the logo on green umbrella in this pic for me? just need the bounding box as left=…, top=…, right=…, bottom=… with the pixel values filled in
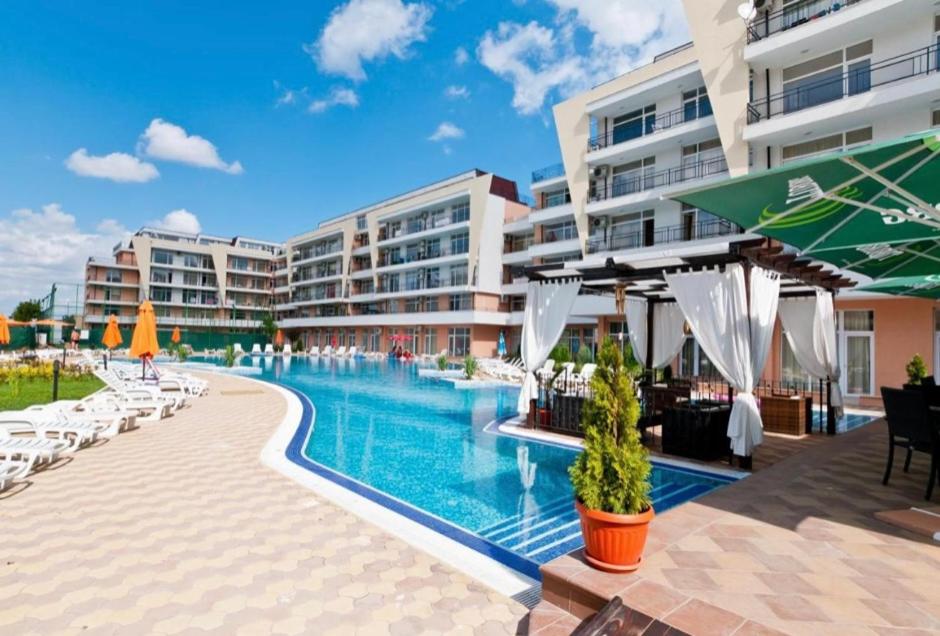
left=758, top=185, right=861, bottom=229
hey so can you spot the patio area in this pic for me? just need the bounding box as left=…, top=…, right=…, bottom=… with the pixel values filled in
left=532, top=417, right=940, bottom=635
left=0, top=371, right=528, bottom=635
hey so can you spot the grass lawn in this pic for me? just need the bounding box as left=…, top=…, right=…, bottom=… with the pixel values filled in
left=0, top=376, right=105, bottom=411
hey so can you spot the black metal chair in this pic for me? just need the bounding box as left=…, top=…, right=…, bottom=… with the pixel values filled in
left=881, top=387, right=940, bottom=500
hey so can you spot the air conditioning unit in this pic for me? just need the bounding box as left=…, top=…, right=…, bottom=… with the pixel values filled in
left=591, top=216, right=610, bottom=228
left=592, top=165, right=609, bottom=179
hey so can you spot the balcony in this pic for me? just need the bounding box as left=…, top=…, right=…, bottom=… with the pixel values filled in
left=749, top=44, right=940, bottom=126
left=588, top=101, right=713, bottom=152
left=531, top=162, right=565, bottom=184
left=746, top=0, right=864, bottom=43
left=377, top=216, right=470, bottom=246
left=585, top=218, right=740, bottom=255
left=375, top=243, right=468, bottom=269
left=590, top=157, right=729, bottom=204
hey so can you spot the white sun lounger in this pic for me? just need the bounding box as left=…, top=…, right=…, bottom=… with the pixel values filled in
left=334, top=346, right=347, bottom=358
left=250, top=343, right=262, bottom=356
left=283, top=343, right=292, bottom=356
left=309, top=345, right=320, bottom=357
left=0, top=458, right=30, bottom=493
left=322, top=345, right=333, bottom=357
left=95, top=369, right=187, bottom=411
left=348, top=346, right=357, bottom=358
left=0, top=418, right=73, bottom=469
left=26, top=398, right=138, bottom=436
left=264, top=344, right=274, bottom=356
left=233, top=343, right=245, bottom=355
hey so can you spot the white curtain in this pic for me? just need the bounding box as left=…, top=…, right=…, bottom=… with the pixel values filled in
left=623, top=299, right=685, bottom=369
left=517, top=280, right=582, bottom=415
left=778, top=290, right=844, bottom=417
left=652, top=303, right=687, bottom=369
left=624, top=298, right=647, bottom=366
left=665, top=264, right=780, bottom=456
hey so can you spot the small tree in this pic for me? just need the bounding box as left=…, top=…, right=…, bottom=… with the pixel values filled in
left=436, top=353, right=448, bottom=371
left=223, top=345, right=236, bottom=368
left=12, top=300, right=42, bottom=322
left=463, top=354, right=478, bottom=380
left=260, top=313, right=277, bottom=342
left=906, top=353, right=928, bottom=386
left=569, top=338, right=651, bottom=515
left=575, top=344, right=593, bottom=371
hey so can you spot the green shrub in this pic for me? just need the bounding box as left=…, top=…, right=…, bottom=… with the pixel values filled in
left=575, top=344, right=593, bottom=371
left=569, top=338, right=651, bottom=515
left=549, top=344, right=571, bottom=365
left=436, top=353, right=448, bottom=371
left=906, top=353, right=928, bottom=385
left=223, top=345, right=236, bottom=368
left=463, top=354, right=477, bottom=380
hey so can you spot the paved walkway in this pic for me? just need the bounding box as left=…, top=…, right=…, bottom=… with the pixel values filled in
left=0, top=372, right=527, bottom=635
left=540, top=419, right=940, bottom=635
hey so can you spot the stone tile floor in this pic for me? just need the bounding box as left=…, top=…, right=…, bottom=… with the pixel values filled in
left=0, top=372, right=528, bottom=635
left=540, top=419, right=940, bottom=636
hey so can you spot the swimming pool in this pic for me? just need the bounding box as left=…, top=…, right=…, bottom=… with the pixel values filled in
left=194, top=355, right=735, bottom=579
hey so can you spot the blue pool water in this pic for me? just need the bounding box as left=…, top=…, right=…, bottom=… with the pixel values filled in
left=192, top=356, right=734, bottom=578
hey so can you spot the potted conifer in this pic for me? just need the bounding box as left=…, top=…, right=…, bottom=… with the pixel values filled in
left=569, top=338, right=653, bottom=572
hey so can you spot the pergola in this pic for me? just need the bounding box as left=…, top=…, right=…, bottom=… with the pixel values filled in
left=515, top=235, right=855, bottom=465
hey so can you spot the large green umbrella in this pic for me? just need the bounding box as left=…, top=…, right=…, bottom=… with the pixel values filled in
left=856, top=274, right=940, bottom=300
left=672, top=130, right=940, bottom=279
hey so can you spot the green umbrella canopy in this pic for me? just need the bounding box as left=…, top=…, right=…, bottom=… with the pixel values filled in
left=671, top=130, right=940, bottom=279
left=856, top=274, right=940, bottom=300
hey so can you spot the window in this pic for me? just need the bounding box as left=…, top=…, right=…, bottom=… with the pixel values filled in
left=782, top=127, right=872, bottom=163
left=230, top=257, right=248, bottom=271
left=682, top=86, right=711, bottom=122
left=543, top=220, right=577, bottom=243
left=152, top=250, right=172, bottom=265
left=934, top=110, right=940, bottom=127
left=451, top=202, right=470, bottom=223
left=840, top=310, right=874, bottom=395
left=405, top=297, right=421, bottom=312
left=425, top=296, right=438, bottom=312
left=679, top=337, right=716, bottom=377
left=611, top=157, right=655, bottom=196
left=564, top=328, right=581, bottom=354
left=150, top=269, right=171, bottom=284
left=449, top=294, right=471, bottom=311
left=356, top=215, right=367, bottom=231
left=424, top=328, right=438, bottom=356
left=681, top=138, right=724, bottom=179
left=370, top=328, right=381, bottom=352
left=543, top=188, right=571, bottom=208
left=450, top=264, right=468, bottom=286
left=782, top=42, right=871, bottom=114
left=150, top=287, right=171, bottom=303
left=404, top=270, right=422, bottom=291
left=105, top=269, right=122, bottom=283
left=781, top=334, right=814, bottom=389
left=384, top=273, right=400, bottom=293
left=448, top=327, right=471, bottom=356
left=183, top=254, right=201, bottom=268
left=612, top=105, right=655, bottom=144
left=450, top=232, right=469, bottom=255
left=425, top=238, right=441, bottom=259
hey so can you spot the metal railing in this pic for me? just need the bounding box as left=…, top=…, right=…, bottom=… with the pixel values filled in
left=585, top=217, right=739, bottom=254
left=531, top=162, right=565, bottom=183
left=504, top=236, right=535, bottom=254
left=748, top=43, right=939, bottom=123
left=746, top=0, right=863, bottom=43
left=590, top=156, right=728, bottom=203
left=378, top=213, right=469, bottom=242
left=376, top=243, right=468, bottom=268
left=588, top=101, right=713, bottom=151
left=538, top=226, right=578, bottom=244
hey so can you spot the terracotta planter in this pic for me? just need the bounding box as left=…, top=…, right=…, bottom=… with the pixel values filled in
left=576, top=500, right=654, bottom=573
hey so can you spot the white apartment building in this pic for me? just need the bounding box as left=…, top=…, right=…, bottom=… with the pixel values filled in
left=274, top=170, right=530, bottom=357
left=505, top=0, right=940, bottom=400
left=85, top=227, right=281, bottom=332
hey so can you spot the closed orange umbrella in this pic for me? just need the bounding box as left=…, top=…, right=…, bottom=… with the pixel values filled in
left=171, top=326, right=181, bottom=344
left=102, top=315, right=123, bottom=350
left=274, top=329, right=284, bottom=347
left=0, top=314, right=10, bottom=346
left=129, top=301, right=159, bottom=359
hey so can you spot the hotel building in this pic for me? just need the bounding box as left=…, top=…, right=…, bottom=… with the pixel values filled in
left=507, top=0, right=940, bottom=403
left=84, top=227, right=281, bottom=333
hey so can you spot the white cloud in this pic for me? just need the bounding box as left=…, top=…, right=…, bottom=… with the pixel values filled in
left=307, top=0, right=433, bottom=81
left=477, top=1, right=689, bottom=115
left=443, top=84, right=470, bottom=100
left=0, top=204, right=129, bottom=313
left=308, top=87, right=360, bottom=114
left=428, top=121, right=464, bottom=142
left=65, top=148, right=159, bottom=183
left=139, top=118, right=244, bottom=175
left=273, top=80, right=307, bottom=107
left=454, top=46, right=469, bottom=65
left=150, top=209, right=202, bottom=235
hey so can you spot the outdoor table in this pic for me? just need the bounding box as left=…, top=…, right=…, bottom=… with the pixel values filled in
left=661, top=401, right=731, bottom=461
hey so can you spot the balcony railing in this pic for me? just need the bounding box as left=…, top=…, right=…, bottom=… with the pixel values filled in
left=378, top=213, right=469, bottom=242
left=590, top=156, right=728, bottom=203
left=588, top=101, right=713, bottom=151
left=747, top=44, right=939, bottom=123
left=746, top=0, right=863, bottom=43
left=531, top=162, right=565, bottom=183
left=504, top=236, right=534, bottom=254
left=586, top=218, right=740, bottom=254
left=376, top=243, right=468, bottom=268
left=538, top=226, right=578, bottom=245
left=376, top=278, right=466, bottom=294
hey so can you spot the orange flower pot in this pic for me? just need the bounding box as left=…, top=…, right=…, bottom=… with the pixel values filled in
left=575, top=500, right=654, bottom=573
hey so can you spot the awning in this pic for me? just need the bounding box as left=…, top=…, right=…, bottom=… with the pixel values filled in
left=856, top=274, right=940, bottom=300
left=670, top=130, right=940, bottom=279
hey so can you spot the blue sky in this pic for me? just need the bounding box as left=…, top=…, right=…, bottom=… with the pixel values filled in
left=0, top=0, right=688, bottom=310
